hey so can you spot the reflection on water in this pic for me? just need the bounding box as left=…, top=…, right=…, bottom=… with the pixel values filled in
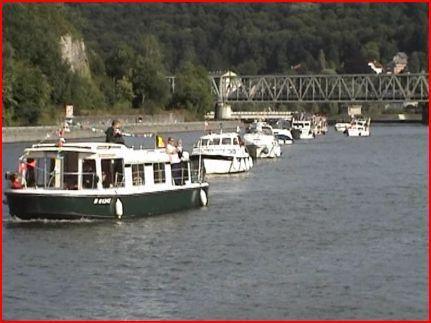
left=2, top=125, right=428, bottom=320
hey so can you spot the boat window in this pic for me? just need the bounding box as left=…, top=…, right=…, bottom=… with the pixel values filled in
left=222, top=138, right=231, bottom=145
left=201, top=139, right=209, bottom=146
left=233, top=137, right=239, bottom=145
left=153, top=163, right=166, bottom=184
left=132, top=164, right=145, bottom=186
left=63, top=152, right=79, bottom=190
left=82, top=159, right=97, bottom=189
left=212, top=138, right=220, bottom=145
left=30, top=157, right=48, bottom=187
left=101, top=158, right=124, bottom=188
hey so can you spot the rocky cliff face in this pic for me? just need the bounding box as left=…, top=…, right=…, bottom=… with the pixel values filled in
left=59, top=34, right=90, bottom=77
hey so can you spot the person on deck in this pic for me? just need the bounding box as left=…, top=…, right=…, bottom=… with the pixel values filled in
left=25, top=158, right=36, bottom=187
left=166, top=137, right=181, bottom=185
left=10, top=173, right=23, bottom=189
left=105, top=120, right=125, bottom=144
left=176, top=139, right=183, bottom=159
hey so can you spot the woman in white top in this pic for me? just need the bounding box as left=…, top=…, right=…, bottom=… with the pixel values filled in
left=166, top=137, right=181, bottom=185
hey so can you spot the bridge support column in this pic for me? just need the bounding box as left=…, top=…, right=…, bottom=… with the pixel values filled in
left=421, top=103, right=429, bottom=125
left=214, top=102, right=232, bottom=120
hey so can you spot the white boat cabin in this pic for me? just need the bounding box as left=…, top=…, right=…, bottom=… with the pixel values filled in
left=292, top=120, right=312, bottom=129
left=194, top=133, right=241, bottom=147
left=246, top=122, right=275, bottom=135
left=193, top=132, right=245, bottom=152
left=16, top=142, right=199, bottom=191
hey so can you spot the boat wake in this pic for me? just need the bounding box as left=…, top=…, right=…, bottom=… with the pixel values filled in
left=4, top=216, right=97, bottom=225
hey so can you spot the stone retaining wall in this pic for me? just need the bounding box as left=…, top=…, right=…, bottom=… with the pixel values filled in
left=2, top=121, right=242, bottom=143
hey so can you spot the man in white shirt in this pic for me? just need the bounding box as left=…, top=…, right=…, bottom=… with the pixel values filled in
left=166, top=137, right=181, bottom=185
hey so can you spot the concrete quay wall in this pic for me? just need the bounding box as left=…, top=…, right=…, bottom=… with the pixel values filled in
left=2, top=121, right=242, bottom=143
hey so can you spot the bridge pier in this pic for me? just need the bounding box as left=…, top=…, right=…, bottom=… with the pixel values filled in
left=214, top=102, right=232, bottom=120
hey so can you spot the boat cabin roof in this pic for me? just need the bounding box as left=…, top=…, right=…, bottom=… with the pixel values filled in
left=198, top=132, right=240, bottom=141
left=247, top=122, right=274, bottom=134
left=24, top=142, right=171, bottom=164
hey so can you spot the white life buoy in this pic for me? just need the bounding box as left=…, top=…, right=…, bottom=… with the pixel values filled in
left=200, top=189, right=208, bottom=206
left=115, top=198, right=123, bottom=219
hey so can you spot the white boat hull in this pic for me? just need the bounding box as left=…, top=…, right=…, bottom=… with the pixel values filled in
left=347, top=128, right=370, bottom=137
left=246, top=144, right=281, bottom=159
left=300, top=132, right=315, bottom=139
left=273, top=129, right=294, bottom=145
left=278, top=138, right=293, bottom=145
left=202, top=156, right=254, bottom=174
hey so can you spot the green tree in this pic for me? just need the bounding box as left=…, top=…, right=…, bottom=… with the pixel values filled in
left=130, top=35, right=170, bottom=110
left=105, top=43, right=134, bottom=81
left=9, top=60, right=51, bottom=125
left=171, top=62, right=213, bottom=117
left=116, top=76, right=134, bottom=103
left=318, top=49, right=327, bottom=72
left=409, top=51, right=427, bottom=73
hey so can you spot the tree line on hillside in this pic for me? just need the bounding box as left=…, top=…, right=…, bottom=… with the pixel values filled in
left=2, top=3, right=428, bottom=125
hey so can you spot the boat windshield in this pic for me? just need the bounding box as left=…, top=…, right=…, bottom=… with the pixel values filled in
left=19, top=151, right=100, bottom=190
left=222, top=138, right=232, bottom=145
left=274, top=120, right=289, bottom=129
left=262, top=127, right=273, bottom=135
left=246, top=126, right=258, bottom=134
left=211, top=138, right=220, bottom=145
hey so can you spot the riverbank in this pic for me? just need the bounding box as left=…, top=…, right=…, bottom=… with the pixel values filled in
left=2, top=121, right=242, bottom=143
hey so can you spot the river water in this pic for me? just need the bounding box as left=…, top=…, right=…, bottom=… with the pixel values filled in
left=2, top=124, right=428, bottom=320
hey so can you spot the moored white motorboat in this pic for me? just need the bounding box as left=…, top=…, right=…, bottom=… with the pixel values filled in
left=346, top=118, right=371, bottom=137
left=244, top=122, right=282, bottom=158
left=291, top=119, right=315, bottom=139
left=191, top=132, right=253, bottom=174
left=271, top=119, right=294, bottom=145
left=334, top=122, right=351, bottom=132
left=4, top=142, right=209, bottom=220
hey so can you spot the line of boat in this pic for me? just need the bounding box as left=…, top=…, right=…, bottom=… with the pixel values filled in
left=4, top=114, right=369, bottom=221
left=334, top=117, right=371, bottom=137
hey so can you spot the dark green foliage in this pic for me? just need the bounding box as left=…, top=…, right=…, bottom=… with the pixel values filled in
left=3, top=3, right=428, bottom=125
left=6, top=60, right=51, bottom=125
left=171, top=63, right=213, bottom=117
left=70, top=3, right=427, bottom=75
left=130, top=35, right=170, bottom=110
left=106, top=43, right=134, bottom=81
left=3, top=3, right=104, bottom=125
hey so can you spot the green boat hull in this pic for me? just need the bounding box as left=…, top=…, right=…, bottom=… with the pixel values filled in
left=5, top=186, right=209, bottom=220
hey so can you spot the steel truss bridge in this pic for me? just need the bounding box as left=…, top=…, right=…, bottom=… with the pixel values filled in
left=170, top=73, right=429, bottom=103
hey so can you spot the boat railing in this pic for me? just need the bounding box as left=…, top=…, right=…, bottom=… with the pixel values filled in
left=190, top=159, right=206, bottom=184
left=171, top=163, right=191, bottom=186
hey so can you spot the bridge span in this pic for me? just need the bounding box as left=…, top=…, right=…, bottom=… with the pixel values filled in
left=169, top=73, right=428, bottom=103
left=210, top=73, right=429, bottom=103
